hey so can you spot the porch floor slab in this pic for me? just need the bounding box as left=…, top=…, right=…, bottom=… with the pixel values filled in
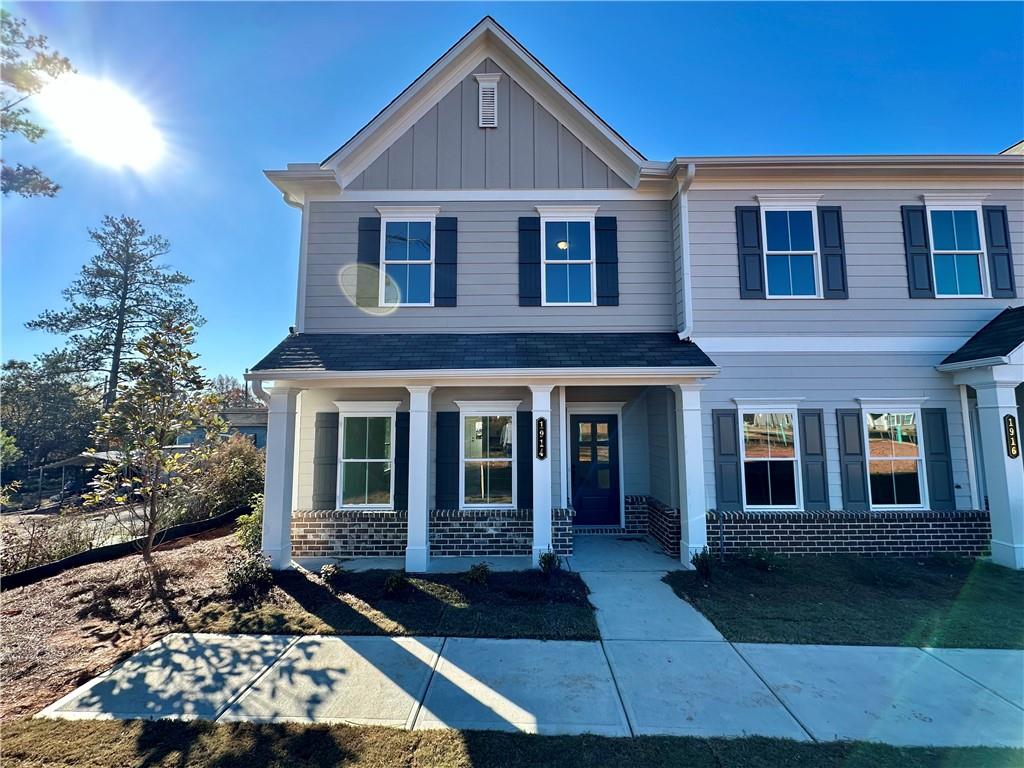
left=413, top=638, right=631, bottom=736
left=219, top=636, right=443, bottom=726
left=580, top=570, right=723, bottom=642
left=603, top=640, right=809, bottom=739
left=567, top=535, right=678, bottom=572
left=735, top=643, right=1024, bottom=747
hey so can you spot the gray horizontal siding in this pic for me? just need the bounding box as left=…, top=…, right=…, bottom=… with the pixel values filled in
left=347, top=58, right=628, bottom=191
left=688, top=187, right=1024, bottom=337
left=699, top=351, right=974, bottom=512
left=303, top=199, right=675, bottom=333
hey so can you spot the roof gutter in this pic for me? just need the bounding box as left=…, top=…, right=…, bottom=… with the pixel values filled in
left=935, top=355, right=1011, bottom=373
left=676, top=162, right=696, bottom=341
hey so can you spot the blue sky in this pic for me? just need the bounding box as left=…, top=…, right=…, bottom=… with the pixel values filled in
left=3, top=2, right=1022, bottom=378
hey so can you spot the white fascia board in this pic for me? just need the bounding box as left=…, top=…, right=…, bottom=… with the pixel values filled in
left=317, top=188, right=669, bottom=202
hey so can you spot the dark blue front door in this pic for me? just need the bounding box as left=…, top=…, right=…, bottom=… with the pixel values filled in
left=570, top=415, right=620, bottom=526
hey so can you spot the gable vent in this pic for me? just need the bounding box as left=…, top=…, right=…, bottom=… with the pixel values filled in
left=475, top=73, right=501, bottom=128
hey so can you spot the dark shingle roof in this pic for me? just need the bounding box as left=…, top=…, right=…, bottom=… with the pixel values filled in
left=251, top=333, right=715, bottom=373
left=942, top=306, right=1024, bottom=366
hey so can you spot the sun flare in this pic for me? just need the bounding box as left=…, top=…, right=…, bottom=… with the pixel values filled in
left=35, top=73, right=165, bottom=172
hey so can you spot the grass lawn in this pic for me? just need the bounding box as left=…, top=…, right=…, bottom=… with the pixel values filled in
left=664, top=554, right=1024, bottom=648
left=5, top=719, right=1022, bottom=768
left=194, top=567, right=599, bottom=641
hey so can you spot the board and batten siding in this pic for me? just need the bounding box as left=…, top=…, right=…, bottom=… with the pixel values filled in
left=699, top=352, right=974, bottom=512
left=687, top=187, right=1024, bottom=338
left=347, top=58, right=629, bottom=191
left=304, top=199, right=675, bottom=333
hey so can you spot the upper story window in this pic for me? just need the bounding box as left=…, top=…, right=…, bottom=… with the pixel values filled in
left=538, top=206, right=598, bottom=306
left=457, top=401, right=518, bottom=509
left=761, top=205, right=821, bottom=298
left=335, top=401, right=399, bottom=509
left=377, top=207, right=438, bottom=306
left=738, top=405, right=802, bottom=509
left=862, top=407, right=927, bottom=509
left=928, top=208, right=987, bottom=297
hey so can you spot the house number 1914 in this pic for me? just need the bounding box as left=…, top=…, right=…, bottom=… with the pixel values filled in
left=536, top=417, right=547, bottom=460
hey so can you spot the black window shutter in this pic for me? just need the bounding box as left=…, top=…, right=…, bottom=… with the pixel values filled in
left=595, top=216, right=619, bottom=306
left=393, top=412, right=410, bottom=509
left=517, top=411, right=533, bottom=509
left=922, top=408, right=955, bottom=511
left=434, top=216, right=458, bottom=307
left=312, top=412, right=339, bottom=510
left=356, top=217, right=381, bottom=307
left=901, top=206, right=935, bottom=299
left=712, top=409, right=742, bottom=510
left=836, top=408, right=869, bottom=511
left=798, top=409, right=829, bottom=510
left=518, top=216, right=541, bottom=307
left=434, top=412, right=460, bottom=509
left=818, top=207, right=849, bottom=299
left=735, top=206, right=765, bottom=299
left=982, top=206, right=1017, bottom=298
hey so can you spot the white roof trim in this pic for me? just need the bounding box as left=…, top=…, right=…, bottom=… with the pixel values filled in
left=320, top=17, right=645, bottom=190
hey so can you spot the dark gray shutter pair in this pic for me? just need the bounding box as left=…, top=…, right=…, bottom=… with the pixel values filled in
left=311, top=411, right=410, bottom=510
left=435, top=410, right=534, bottom=509
left=355, top=216, right=458, bottom=307
left=836, top=407, right=955, bottom=511
left=901, top=205, right=1016, bottom=298
left=712, top=409, right=829, bottom=511
left=518, top=216, right=619, bottom=306
left=735, top=206, right=849, bottom=299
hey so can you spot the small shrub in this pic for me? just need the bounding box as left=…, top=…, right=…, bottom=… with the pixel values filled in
left=226, top=552, right=272, bottom=601
left=198, top=435, right=266, bottom=515
left=740, top=549, right=777, bottom=572
left=234, top=493, right=264, bottom=553
left=384, top=571, right=408, bottom=595
left=320, top=563, right=345, bottom=591
left=538, top=550, right=560, bottom=575
left=691, top=547, right=713, bottom=581
left=464, top=562, right=490, bottom=586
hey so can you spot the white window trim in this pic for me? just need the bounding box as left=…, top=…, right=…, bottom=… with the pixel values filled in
left=757, top=200, right=823, bottom=300
left=333, top=400, right=401, bottom=511
left=456, top=400, right=520, bottom=510
left=537, top=205, right=600, bottom=307
left=856, top=398, right=930, bottom=511
left=376, top=206, right=440, bottom=308
left=735, top=400, right=804, bottom=511
left=922, top=199, right=991, bottom=299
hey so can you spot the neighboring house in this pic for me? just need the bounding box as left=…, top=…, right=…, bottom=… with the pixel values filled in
left=248, top=17, right=1024, bottom=572
left=176, top=408, right=268, bottom=449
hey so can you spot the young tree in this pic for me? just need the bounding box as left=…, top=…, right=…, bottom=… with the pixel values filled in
left=87, top=321, right=224, bottom=561
left=1, top=10, right=73, bottom=197
left=209, top=374, right=254, bottom=408
left=27, top=215, right=204, bottom=408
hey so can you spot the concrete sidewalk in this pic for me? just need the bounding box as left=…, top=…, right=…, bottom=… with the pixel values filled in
left=38, top=631, right=1024, bottom=746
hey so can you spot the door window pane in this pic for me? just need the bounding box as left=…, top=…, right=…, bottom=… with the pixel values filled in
left=597, top=445, right=609, bottom=463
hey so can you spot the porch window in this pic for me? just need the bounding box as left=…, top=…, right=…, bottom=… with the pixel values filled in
left=336, top=403, right=398, bottom=509
left=542, top=218, right=595, bottom=305
left=380, top=218, right=434, bottom=306
left=739, top=409, right=801, bottom=508
left=928, top=209, right=986, bottom=297
left=863, top=410, right=926, bottom=508
left=456, top=401, right=517, bottom=508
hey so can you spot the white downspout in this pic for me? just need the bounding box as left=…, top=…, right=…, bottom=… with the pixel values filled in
left=676, top=163, right=696, bottom=340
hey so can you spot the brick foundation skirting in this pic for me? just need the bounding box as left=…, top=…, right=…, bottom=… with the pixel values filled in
left=647, top=497, right=681, bottom=558
left=705, top=509, right=992, bottom=558
left=291, top=508, right=574, bottom=559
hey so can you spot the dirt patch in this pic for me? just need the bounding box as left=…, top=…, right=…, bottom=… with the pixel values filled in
left=0, top=526, right=239, bottom=722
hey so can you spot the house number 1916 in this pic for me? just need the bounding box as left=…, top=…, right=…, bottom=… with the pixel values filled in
left=536, top=417, right=547, bottom=460
left=1006, top=414, right=1020, bottom=460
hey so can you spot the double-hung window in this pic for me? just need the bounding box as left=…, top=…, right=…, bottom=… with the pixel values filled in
left=378, top=207, right=438, bottom=306
left=860, top=405, right=927, bottom=509
left=927, top=207, right=987, bottom=297
left=335, top=401, right=399, bottom=509
left=538, top=206, right=598, bottom=306
left=456, top=401, right=517, bottom=508
left=737, top=403, right=802, bottom=509
left=761, top=205, right=820, bottom=298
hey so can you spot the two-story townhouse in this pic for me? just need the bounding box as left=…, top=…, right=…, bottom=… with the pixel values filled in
left=248, top=17, right=1024, bottom=573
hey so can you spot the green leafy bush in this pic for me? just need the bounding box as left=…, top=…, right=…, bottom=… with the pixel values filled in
left=226, top=552, right=272, bottom=601
left=464, top=562, right=490, bottom=585
left=384, top=571, right=408, bottom=595
left=198, top=434, right=265, bottom=514
left=691, top=547, right=713, bottom=581
left=538, top=550, right=560, bottom=575
left=234, top=493, right=264, bottom=553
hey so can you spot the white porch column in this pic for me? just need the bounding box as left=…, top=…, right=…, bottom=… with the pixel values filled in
left=405, top=386, right=433, bottom=572
left=973, top=376, right=1024, bottom=569
left=262, top=386, right=299, bottom=570
left=530, top=385, right=554, bottom=566
left=673, top=382, right=708, bottom=564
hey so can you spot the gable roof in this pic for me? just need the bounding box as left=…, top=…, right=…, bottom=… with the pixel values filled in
left=941, top=306, right=1024, bottom=366
left=320, top=16, right=647, bottom=189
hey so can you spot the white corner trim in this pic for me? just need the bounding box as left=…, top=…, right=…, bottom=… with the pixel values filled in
left=333, top=400, right=403, bottom=413
left=921, top=193, right=990, bottom=207
left=856, top=397, right=929, bottom=409
left=535, top=204, right=600, bottom=218
left=375, top=205, right=441, bottom=218
left=754, top=193, right=823, bottom=208
left=454, top=399, right=522, bottom=412
left=732, top=397, right=806, bottom=410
